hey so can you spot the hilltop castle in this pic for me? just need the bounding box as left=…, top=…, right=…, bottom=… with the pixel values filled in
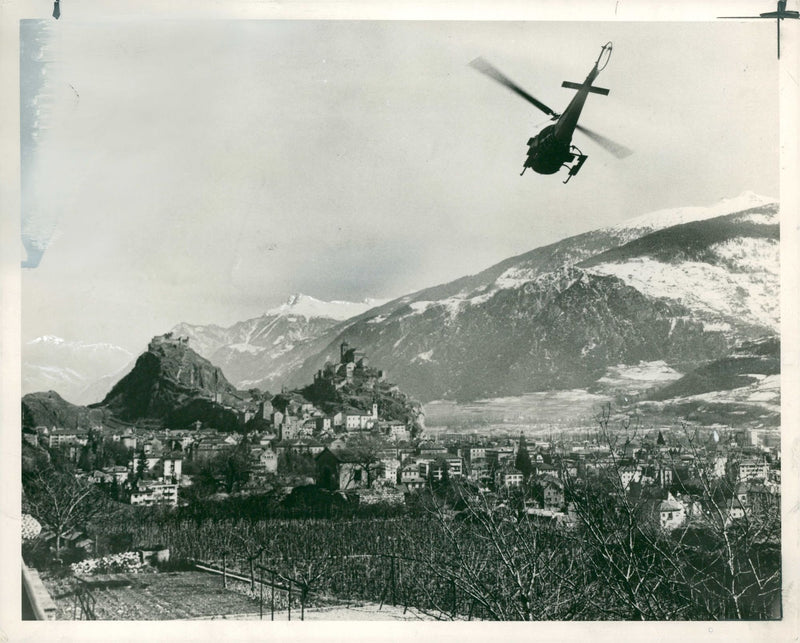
left=313, top=341, right=385, bottom=388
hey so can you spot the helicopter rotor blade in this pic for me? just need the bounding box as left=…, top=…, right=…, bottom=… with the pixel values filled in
left=469, top=57, right=559, bottom=118
left=576, top=124, right=633, bottom=159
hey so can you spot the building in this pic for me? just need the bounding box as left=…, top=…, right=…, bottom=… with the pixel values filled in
left=343, top=408, right=375, bottom=432
left=658, top=492, right=686, bottom=531
left=130, top=481, right=179, bottom=507
left=42, top=428, right=90, bottom=449
left=463, top=446, right=487, bottom=462
left=162, top=456, right=183, bottom=482
left=494, top=468, right=524, bottom=488
left=259, top=448, right=278, bottom=473
left=727, top=456, right=769, bottom=482
left=466, top=458, right=490, bottom=482
left=542, top=477, right=565, bottom=508
left=618, top=465, right=642, bottom=489
left=316, top=448, right=376, bottom=491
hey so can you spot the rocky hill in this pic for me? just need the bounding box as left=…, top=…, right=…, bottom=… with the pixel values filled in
left=96, top=333, right=245, bottom=422
left=22, top=389, right=117, bottom=430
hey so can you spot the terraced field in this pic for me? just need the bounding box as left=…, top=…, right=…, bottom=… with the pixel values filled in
left=42, top=571, right=262, bottom=620
left=40, top=570, right=435, bottom=621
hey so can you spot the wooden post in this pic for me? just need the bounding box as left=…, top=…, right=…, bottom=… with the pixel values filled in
left=271, top=570, right=275, bottom=621
left=222, top=553, right=227, bottom=589
left=390, top=555, right=397, bottom=606
left=259, top=567, right=264, bottom=620
left=288, top=579, right=292, bottom=621
left=300, top=587, right=305, bottom=621
left=450, top=579, right=456, bottom=619
left=250, top=557, right=255, bottom=592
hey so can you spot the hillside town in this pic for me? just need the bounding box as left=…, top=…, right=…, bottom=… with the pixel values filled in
left=24, top=338, right=781, bottom=546
left=20, top=331, right=782, bottom=623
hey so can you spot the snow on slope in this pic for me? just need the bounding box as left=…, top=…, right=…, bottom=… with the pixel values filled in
left=266, top=294, right=388, bottom=321
left=588, top=201, right=780, bottom=333
left=469, top=193, right=779, bottom=305
left=609, top=191, right=776, bottom=237
left=588, top=251, right=778, bottom=332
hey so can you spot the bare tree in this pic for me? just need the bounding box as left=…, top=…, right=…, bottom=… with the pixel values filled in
left=23, top=466, right=108, bottom=554
left=560, top=406, right=780, bottom=620
left=405, top=479, right=594, bottom=620
left=666, top=425, right=781, bottom=619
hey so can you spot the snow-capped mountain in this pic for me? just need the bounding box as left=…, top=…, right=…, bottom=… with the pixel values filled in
left=22, top=336, right=134, bottom=405
left=608, top=191, right=776, bottom=239
left=276, top=193, right=779, bottom=402
left=170, top=294, right=387, bottom=391
left=266, top=294, right=388, bottom=321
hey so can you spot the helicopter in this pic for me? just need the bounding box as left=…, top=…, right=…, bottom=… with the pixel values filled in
left=470, top=42, right=631, bottom=183
left=719, top=1, right=799, bottom=59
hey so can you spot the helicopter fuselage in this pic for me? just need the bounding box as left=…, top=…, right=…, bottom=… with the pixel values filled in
left=471, top=41, right=625, bottom=183
left=525, top=125, right=572, bottom=174
left=522, top=53, right=604, bottom=177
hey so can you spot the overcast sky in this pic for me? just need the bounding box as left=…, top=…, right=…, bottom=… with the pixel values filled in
left=21, top=18, right=779, bottom=352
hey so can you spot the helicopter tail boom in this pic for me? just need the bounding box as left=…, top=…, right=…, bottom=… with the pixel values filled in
left=561, top=80, right=609, bottom=95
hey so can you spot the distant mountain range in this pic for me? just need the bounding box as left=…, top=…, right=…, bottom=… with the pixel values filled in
left=172, top=192, right=776, bottom=403
left=24, top=191, right=779, bottom=413
left=22, top=335, right=134, bottom=406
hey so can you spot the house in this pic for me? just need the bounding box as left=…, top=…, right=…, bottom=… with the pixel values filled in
left=130, top=455, right=163, bottom=473
left=89, top=466, right=129, bottom=485
left=735, top=481, right=778, bottom=512
left=316, top=448, right=376, bottom=490
left=259, top=448, right=278, bottom=473
left=400, top=462, right=421, bottom=483
left=466, top=458, right=490, bottom=482
left=379, top=422, right=409, bottom=441
left=542, top=477, right=565, bottom=508
left=193, top=437, right=230, bottom=460
left=445, top=457, right=463, bottom=478
left=658, top=492, right=686, bottom=531
left=379, top=456, right=401, bottom=483
left=724, top=497, right=747, bottom=523
left=89, top=469, right=115, bottom=484
left=618, top=465, right=642, bottom=489
left=274, top=438, right=325, bottom=457
left=485, top=447, right=515, bottom=468
left=403, top=476, right=427, bottom=492
left=259, top=400, right=275, bottom=419
left=418, top=443, right=448, bottom=458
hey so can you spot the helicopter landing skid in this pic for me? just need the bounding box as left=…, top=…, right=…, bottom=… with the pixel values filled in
left=562, top=147, right=588, bottom=184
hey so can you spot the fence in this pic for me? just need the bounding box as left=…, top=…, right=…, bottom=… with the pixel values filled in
left=71, top=578, right=97, bottom=620
left=194, top=550, right=487, bottom=621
